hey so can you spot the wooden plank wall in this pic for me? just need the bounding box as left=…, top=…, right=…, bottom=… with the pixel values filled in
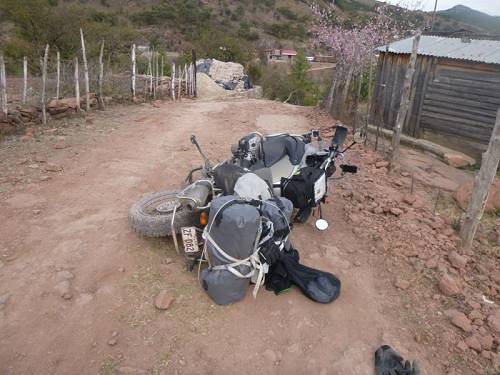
left=372, top=53, right=500, bottom=157
left=420, top=59, right=500, bottom=156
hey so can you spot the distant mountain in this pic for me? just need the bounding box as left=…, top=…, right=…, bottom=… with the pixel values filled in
left=437, top=5, right=500, bottom=34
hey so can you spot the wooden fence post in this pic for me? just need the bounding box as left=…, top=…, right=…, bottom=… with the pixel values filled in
left=183, top=64, right=187, bottom=97
left=171, top=62, right=176, bottom=100
left=131, top=44, right=136, bottom=100
left=177, top=66, right=181, bottom=99
left=340, top=65, right=355, bottom=119
left=41, top=44, right=49, bottom=125
left=160, top=55, right=164, bottom=97
left=56, top=51, right=60, bottom=100
left=192, top=50, right=197, bottom=98
left=0, top=55, right=7, bottom=115
left=80, top=29, right=90, bottom=111
left=389, top=30, right=421, bottom=168
left=22, top=56, right=28, bottom=105
left=98, top=40, right=105, bottom=110
left=148, top=47, right=153, bottom=98
left=155, top=52, right=159, bottom=99
left=460, top=108, right=500, bottom=249
left=74, top=57, right=81, bottom=111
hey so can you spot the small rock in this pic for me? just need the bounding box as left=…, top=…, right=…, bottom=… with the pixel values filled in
left=487, top=309, right=500, bottom=333
left=56, top=270, right=75, bottom=282
left=389, top=207, right=404, bottom=217
left=0, top=293, right=10, bottom=308
left=32, top=209, right=41, bottom=215
left=425, top=257, right=438, bottom=269
left=448, top=251, right=468, bottom=270
left=449, top=310, right=473, bottom=333
left=375, top=161, right=390, bottom=169
left=353, top=260, right=361, bottom=267
left=39, top=175, right=52, bottom=181
left=456, top=340, right=468, bottom=351
left=465, top=335, right=482, bottom=352
left=165, top=257, right=174, bottom=264
left=107, top=338, right=117, bottom=346
left=478, top=334, right=493, bottom=350
left=44, top=163, right=63, bottom=172
left=402, top=195, right=416, bottom=205
left=54, top=136, right=67, bottom=149
left=439, top=274, right=461, bottom=296
left=394, top=278, right=410, bottom=290
left=481, top=350, right=491, bottom=360
left=118, top=267, right=125, bottom=273
left=468, top=310, right=483, bottom=321
left=111, top=330, right=118, bottom=338
left=154, top=290, right=174, bottom=310
left=62, top=292, right=73, bottom=300
left=34, top=155, right=47, bottom=163
left=54, top=280, right=71, bottom=296
left=263, top=349, right=277, bottom=363
left=27, top=163, right=39, bottom=169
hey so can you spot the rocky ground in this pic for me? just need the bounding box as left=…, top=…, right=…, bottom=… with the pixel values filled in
left=0, top=99, right=499, bottom=374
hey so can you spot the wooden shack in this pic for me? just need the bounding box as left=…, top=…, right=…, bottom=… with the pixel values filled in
left=372, top=35, right=500, bottom=158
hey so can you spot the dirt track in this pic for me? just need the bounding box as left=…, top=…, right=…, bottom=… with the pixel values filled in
left=0, top=99, right=493, bottom=374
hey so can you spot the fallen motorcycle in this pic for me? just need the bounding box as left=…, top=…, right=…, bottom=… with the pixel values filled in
left=129, top=125, right=362, bottom=266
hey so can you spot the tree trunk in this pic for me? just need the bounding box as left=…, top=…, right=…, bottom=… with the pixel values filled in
left=325, top=67, right=340, bottom=112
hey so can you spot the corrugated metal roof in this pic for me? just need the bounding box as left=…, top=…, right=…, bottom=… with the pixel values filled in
left=378, top=35, right=500, bottom=65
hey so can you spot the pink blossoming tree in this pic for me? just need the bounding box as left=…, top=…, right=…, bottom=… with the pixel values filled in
left=312, top=2, right=420, bottom=111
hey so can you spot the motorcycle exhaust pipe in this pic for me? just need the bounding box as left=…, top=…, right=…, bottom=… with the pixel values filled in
left=178, top=182, right=211, bottom=211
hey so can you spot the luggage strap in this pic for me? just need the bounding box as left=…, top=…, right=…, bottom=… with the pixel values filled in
left=202, top=197, right=282, bottom=299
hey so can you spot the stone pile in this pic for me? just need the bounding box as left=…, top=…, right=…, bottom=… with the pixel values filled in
left=0, top=106, right=40, bottom=136
left=331, top=142, right=500, bottom=370
left=48, top=93, right=99, bottom=119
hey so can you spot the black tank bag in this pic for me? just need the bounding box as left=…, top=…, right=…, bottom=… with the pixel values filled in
left=281, top=167, right=326, bottom=209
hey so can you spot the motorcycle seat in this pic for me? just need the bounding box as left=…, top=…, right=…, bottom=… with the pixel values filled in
left=263, top=135, right=305, bottom=168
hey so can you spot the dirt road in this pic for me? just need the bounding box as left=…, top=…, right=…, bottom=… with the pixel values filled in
left=0, top=99, right=494, bottom=374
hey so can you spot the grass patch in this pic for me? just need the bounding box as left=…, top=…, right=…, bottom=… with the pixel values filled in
left=99, top=356, right=119, bottom=375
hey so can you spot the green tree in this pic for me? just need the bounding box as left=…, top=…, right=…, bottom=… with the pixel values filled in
left=290, top=52, right=319, bottom=106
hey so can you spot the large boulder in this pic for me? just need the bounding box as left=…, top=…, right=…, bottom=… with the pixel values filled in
left=196, top=59, right=250, bottom=91
left=453, top=178, right=500, bottom=212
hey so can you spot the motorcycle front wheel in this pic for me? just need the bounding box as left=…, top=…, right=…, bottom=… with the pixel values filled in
left=128, top=191, right=198, bottom=237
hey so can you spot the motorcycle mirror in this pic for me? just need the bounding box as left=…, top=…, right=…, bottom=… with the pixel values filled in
left=353, top=131, right=366, bottom=144
left=315, top=218, right=329, bottom=231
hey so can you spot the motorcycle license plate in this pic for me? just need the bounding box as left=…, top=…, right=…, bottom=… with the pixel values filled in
left=181, top=227, right=199, bottom=254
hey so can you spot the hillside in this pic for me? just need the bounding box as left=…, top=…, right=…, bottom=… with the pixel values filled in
left=1, top=0, right=499, bottom=70
left=437, top=5, right=500, bottom=35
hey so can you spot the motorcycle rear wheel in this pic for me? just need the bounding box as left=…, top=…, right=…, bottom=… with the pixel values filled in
left=128, top=191, right=198, bottom=237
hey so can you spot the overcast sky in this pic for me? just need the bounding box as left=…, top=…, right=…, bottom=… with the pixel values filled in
left=385, top=0, right=500, bottom=16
